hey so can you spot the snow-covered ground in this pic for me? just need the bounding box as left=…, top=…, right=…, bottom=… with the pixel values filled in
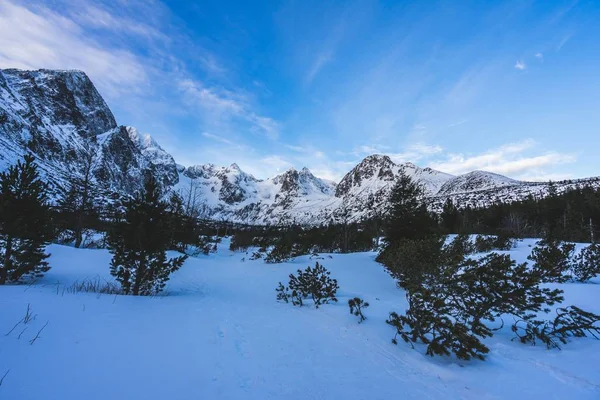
left=1, top=239, right=599, bottom=399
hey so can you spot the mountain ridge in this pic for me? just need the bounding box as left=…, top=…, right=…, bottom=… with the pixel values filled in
left=2, top=68, right=599, bottom=224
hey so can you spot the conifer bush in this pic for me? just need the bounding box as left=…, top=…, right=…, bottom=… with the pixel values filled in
left=386, top=252, right=566, bottom=360
left=512, top=306, right=600, bottom=349
left=573, top=243, right=600, bottom=282
left=444, top=234, right=475, bottom=264
left=275, top=262, right=339, bottom=308
left=108, top=176, right=187, bottom=296
left=348, top=297, right=369, bottom=323
left=381, top=234, right=599, bottom=361
left=474, top=235, right=515, bottom=252
left=376, top=235, right=446, bottom=289
left=528, top=239, right=575, bottom=283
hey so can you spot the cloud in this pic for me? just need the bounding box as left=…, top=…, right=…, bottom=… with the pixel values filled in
left=179, top=79, right=280, bottom=139
left=354, top=144, right=390, bottom=155
left=429, top=139, right=576, bottom=178
left=284, top=144, right=310, bottom=153
left=535, top=52, right=544, bottom=62
left=0, top=0, right=147, bottom=98
left=354, top=142, right=442, bottom=164
left=306, top=51, right=334, bottom=84
left=302, top=4, right=351, bottom=85
left=259, top=155, right=294, bottom=175
left=517, top=172, right=574, bottom=182
left=201, top=132, right=236, bottom=146
left=557, top=34, right=573, bottom=51
left=448, top=119, right=468, bottom=127
left=514, top=60, right=527, bottom=70
left=411, top=143, right=443, bottom=156
left=69, top=5, right=167, bottom=41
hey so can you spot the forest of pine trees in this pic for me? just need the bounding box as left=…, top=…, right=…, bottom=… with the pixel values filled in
left=439, top=184, right=600, bottom=242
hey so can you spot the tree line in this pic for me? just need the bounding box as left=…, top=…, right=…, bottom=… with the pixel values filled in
left=439, top=182, right=600, bottom=242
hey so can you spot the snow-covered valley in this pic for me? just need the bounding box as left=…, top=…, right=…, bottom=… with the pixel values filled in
left=1, top=239, right=599, bottom=400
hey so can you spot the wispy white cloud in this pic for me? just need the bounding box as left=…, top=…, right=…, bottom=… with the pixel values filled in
left=448, top=119, right=468, bottom=128
left=350, top=142, right=443, bottom=165
left=411, top=143, right=443, bottom=156
left=69, top=5, right=168, bottom=41
left=201, top=132, right=236, bottom=146
left=0, top=0, right=147, bottom=98
left=429, top=139, right=576, bottom=179
left=535, top=52, right=544, bottom=62
left=514, top=60, right=527, bottom=70
left=306, top=51, right=334, bottom=84
left=260, top=155, right=294, bottom=175
left=557, top=34, right=573, bottom=51
left=354, top=144, right=390, bottom=155
left=302, top=4, right=352, bottom=85
left=284, top=144, right=311, bottom=153
left=179, top=79, right=280, bottom=139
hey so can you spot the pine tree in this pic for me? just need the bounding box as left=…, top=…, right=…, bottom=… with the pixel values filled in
left=385, top=170, right=435, bottom=242
left=0, top=155, right=52, bottom=284
left=108, top=175, right=187, bottom=296
left=166, top=191, right=196, bottom=252
left=57, top=152, right=99, bottom=248
left=441, top=198, right=459, bottom=233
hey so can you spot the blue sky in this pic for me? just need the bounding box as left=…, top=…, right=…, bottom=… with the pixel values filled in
left=1, top=0, right=599, bottom=181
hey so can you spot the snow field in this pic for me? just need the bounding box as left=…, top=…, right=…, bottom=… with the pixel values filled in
left=0, top=238, right=599, bottom=399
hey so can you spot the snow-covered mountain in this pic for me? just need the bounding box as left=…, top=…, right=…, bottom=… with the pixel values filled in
left=0, top=68, right=178, bottom=194
left=175, top=163, right=338, bottom=224
left=2, top=68, right=600, bottom=224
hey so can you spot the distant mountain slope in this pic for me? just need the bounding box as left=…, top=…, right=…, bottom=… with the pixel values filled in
left=437, top=170, right=517, bottom=196
left=1, top=68, right=599, bottom=224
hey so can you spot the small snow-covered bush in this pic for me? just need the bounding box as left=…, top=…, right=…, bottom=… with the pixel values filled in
left=348, top=297, right=369, bottom=323
left=573, top=243, right=600, bottom=282
left=275, top=262, right=339, bottom=308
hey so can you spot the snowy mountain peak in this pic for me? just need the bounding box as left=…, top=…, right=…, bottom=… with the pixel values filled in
left=400, top=161, right=418, bottom=169
left=335, top=155, right=397, bottom=197
left=437, top=170, right=518, bottom=196
left=362, top=154, right=394, bottom=164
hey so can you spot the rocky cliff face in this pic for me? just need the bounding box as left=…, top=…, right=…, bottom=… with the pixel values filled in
left=0, top=68, right=178, bottom=195
left=2, top=68, right=599, bottom=224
